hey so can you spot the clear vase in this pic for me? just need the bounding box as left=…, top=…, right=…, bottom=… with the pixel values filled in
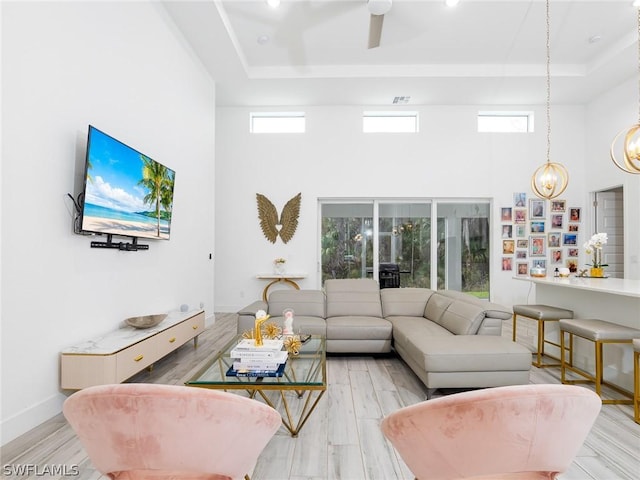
left=274, top=263, right=285, bottom=275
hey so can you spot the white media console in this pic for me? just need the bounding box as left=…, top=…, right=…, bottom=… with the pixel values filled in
left=60, top=309, right=205, bottom=390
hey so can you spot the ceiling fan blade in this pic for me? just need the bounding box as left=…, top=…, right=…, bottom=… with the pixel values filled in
left=368, top=14, right=384, bottom=49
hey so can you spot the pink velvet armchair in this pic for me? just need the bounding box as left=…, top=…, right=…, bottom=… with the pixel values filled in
left=63, top=383, right=282, bottom=480
left=381, top=384, right=601, bottom=480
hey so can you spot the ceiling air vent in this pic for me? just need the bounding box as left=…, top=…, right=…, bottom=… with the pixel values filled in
left=392, top=96, right=410, bottom=105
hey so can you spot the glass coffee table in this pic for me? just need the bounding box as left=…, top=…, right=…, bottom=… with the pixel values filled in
left=186, top=334, right=326, bottom=437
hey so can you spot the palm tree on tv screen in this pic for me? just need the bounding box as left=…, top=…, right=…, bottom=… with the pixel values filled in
left=138, top=155, right=173, bottom=237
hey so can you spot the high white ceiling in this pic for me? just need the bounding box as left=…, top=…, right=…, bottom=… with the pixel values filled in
left=162, top=0, right=639, bottom=107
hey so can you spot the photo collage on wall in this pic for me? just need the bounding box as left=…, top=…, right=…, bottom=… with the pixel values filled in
left=501, top=192, right=582, bottom=275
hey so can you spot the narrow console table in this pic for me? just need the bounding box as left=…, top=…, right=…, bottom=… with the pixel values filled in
left=60, top=309, right=204, bottom=390
left=256, top=273, right=307, bottom=301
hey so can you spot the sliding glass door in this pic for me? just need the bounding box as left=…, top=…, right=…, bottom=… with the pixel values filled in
left=320, top=200, right=490, bottom=297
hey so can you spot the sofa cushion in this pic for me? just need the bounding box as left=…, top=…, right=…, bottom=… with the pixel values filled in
left=424, top=294, right=454, bottom=325
left=409, top=335, right=532, bottom=373
left=439, top=301, right=486, bottom=335
left=325, top=279, right=382, bottom=318
left=438, top=290, right=512, bottom=320
left=388, top=316, right=453, bottom=348
left=381, top=288, right=434, bottom=317
left=267, top=289, right=326, bottom=318
left=326, top=316, right=392, bottom=340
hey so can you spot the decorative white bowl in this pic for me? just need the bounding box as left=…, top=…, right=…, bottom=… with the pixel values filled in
left=125, top=314, right=167, bottom=329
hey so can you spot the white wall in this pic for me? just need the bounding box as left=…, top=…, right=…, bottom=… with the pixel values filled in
left=585, top=77, right=640, bottom=280
left=1, top=2, right=215, bottom=444
left=215, top=104, right=587, bottom=311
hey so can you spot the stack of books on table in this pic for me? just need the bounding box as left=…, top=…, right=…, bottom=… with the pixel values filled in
left=227, top=339, right=288, bottom=377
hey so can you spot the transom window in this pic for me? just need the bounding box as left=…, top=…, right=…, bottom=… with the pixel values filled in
left=250, top=112, right=305, bottom=133
left=477, top=111, right=534, bottom=133
left=363, top=111, right=419, bottom=133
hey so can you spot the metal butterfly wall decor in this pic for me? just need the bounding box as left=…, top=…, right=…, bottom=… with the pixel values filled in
left=256, top=192, right=302, bottom=244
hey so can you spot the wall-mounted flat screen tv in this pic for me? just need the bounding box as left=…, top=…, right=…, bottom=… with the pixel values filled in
left=80, top=125, right=175, bottom=240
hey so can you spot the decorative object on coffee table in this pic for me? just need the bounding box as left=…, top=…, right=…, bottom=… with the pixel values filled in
left=283, top=335, right=301, bottom=356
left=254, top=310, right=270, bottom=346
left=125, top=314, right=167, bottom=329
left=256, top=192, right=301, bottom=244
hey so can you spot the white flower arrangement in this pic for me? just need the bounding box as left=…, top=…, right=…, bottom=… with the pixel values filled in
left=583, top=232, right=608, bottom=268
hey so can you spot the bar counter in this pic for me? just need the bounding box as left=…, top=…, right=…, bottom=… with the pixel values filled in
left=514, top=275, right=639, bottom=392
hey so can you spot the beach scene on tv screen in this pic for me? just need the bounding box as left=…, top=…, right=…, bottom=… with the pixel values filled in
left=82, top=128, right=175, bottom=240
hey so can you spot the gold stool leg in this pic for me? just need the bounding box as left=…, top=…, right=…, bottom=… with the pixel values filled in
left=595, top=340, right=603, bottom=398
left=512, top=313, right=517, bottom=342
left=560, top=329, right=567, bottom=384
left=634, top=350, right=640, bottom=424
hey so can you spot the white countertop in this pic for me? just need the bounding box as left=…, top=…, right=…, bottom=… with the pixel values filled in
left=514, top=275, right=640, bottom=298
left=61, top=309, right=204, bottom=355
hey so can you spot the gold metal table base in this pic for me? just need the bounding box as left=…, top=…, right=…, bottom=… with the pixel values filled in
left=254, top=387, right=325, bottom=437
left=261, top=277, right=301, bottom=302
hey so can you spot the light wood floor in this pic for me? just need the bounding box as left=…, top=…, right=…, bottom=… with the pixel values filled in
left=2, top=313, right=639, bottom=480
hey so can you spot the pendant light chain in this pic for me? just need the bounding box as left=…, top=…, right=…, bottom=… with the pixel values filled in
left=546, top=0, right=551, bottom=164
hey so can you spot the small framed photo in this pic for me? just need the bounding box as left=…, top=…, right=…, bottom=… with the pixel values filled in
left=514, top=209, right=527, bottom=224
left=503, top=239, right=515, bottom=254
left=562, top=233, right=578, bottom=246
left=567, top=248, right=579, bottom=257
left=569, top=207, right=581, bottom=222
left=551, top=214, right=564, bottom=229
left=517, top=239, right=528, bottom=249
left=530, top=199, right=545, bottom=219
left=502, top=225, right=513, bottom=238
left=530, top=235, right=546, bottom=257
left=551, top=249, right=563, bottom=264
left=530, top=221, right=545, bottom=233
left=514, top=192, right=527, bottom=207
left=568, top=224, right=579, bottom=232
left=516, top=262, right=529, bottom=276
left=516, top=250, right=527, bottom=259
left=550, top=199, right=566, bottom=212
left=501, top=207, right=513, bottom=222
left=566, top=259, right=578, bottom=272
left=515, top=225, right=526, bottom=238
left=548, top=232, right=561, bottom=248
left=501, top=257, right=513, bottom=271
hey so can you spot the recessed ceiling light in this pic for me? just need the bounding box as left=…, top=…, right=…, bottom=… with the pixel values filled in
left=633, top=1, right=640, bottom=7
left=266, top=0, right=280, bottom=8
left=445, top=0, right=460, bottom=6
left=257, top=35, right=270, bottom=45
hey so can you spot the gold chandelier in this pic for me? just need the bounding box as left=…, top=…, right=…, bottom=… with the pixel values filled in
left=531, top=0, right=569, bottom=200
left=610, top=6, right=640, bottom=174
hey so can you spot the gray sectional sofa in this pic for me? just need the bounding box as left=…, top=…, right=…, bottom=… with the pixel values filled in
left=238, top=278, right=531, bottom=397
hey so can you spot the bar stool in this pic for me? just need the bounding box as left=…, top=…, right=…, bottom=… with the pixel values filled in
left=559, top=319, right=640, bottom=405
left=512, top=304, right=573, bottom=368
left=634, top=339, right=640, bottom=424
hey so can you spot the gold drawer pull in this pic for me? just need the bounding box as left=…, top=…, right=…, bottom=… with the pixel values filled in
left=134, top=355, right=144, bottom=362
left=192, top=325, right=199, bottom=330
left=169, top=337, right=176, bottom=343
